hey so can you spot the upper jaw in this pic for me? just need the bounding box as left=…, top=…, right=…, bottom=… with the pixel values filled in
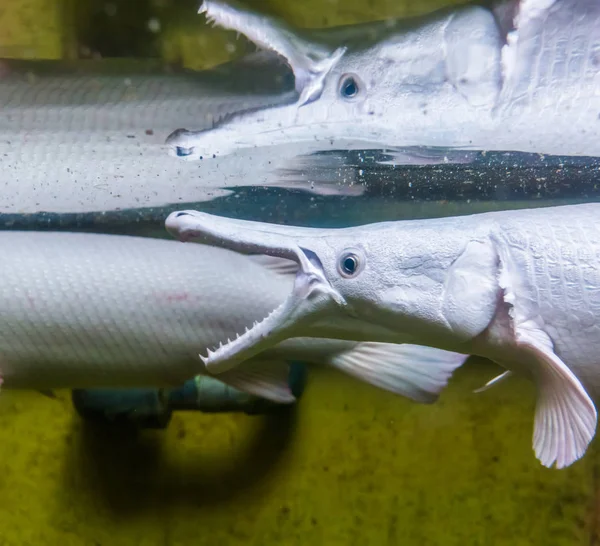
left=164, top=98, right=337, bottom=160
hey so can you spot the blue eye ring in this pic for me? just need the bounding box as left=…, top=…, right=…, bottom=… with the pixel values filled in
left=339, top=74, right=361, bottom=100
left=338, top=251, right=362, bottom=278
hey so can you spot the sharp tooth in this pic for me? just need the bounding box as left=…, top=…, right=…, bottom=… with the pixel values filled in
left=227, top=337, right=231, bottom=343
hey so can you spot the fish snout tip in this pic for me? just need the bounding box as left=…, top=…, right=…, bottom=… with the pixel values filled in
left=165, top=128, right=198, bottom=159
left=164, top=210, right=202, bottom=241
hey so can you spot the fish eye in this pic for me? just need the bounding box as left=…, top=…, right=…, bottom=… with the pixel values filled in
left=339, top=74, right=361, bottom=100
left=338, top=251, right=362, bottom=278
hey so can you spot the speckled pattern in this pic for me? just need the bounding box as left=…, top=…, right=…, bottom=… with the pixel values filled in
left=0, top=361, right=597, bottom=545
left=1, top=1, right=600, bottom=545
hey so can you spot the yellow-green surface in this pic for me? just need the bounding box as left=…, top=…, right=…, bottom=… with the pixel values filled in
left=1, top=361, right=599, bottom=545
left=2, top=1, right=600, bottom=545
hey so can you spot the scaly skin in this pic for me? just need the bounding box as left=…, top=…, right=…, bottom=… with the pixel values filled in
left=0, top=231, right=356, bottom=390
left=165, top=202, right=600, bottom=468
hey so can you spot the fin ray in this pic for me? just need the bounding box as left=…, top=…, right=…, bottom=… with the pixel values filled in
left=517, top=327, right=597, bottom=469
left=474, top=370, right=513, bottom=393
left=216, top=359, right=296, bottom=403
left=328, top=342, right=468, bottom=404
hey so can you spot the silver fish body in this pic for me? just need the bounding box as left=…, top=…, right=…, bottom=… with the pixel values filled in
left=0, top=57, right=295, bottom=214
left=0, top=230, right=461, bottom=405
left=166, top=202, right=600, bottom=468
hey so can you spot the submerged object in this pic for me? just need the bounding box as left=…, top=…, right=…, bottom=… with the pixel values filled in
left=167, top=0, right=600, bottom=160
left=0, top=230, right=463, bottom=405
left=166, top=202, right=600, bottom=469
left=72, top=365, right=307, bottom=429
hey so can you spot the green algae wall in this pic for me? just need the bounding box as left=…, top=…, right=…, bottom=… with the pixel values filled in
left=1, top=1, right=600, bottom=545
left=0, top=361, right=598, bottom=545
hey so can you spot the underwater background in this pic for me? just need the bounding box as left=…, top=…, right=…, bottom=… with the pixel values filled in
left=0, top=1, right=599, bottom=544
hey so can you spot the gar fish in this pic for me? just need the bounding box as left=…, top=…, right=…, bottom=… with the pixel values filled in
left=167, top=0, right=600, bottom=160
left=165, top=203, right=600, bottom=468
left=0, top=230, right=466, bottom=405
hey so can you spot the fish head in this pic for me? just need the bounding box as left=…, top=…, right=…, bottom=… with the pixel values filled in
left=165, top=209, right=475, bottom=372
left=167, top=2, right=504, bottom=160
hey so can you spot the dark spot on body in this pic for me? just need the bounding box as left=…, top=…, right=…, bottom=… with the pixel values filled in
left=0, top=60, right=10, bottom=79
left=160, top=292, right=191, bottom=303
left=127, top=134, right=135, bottom=139
left=311, top=517, right=318, bottom=526
left=145, top=129, right=154, bottom=135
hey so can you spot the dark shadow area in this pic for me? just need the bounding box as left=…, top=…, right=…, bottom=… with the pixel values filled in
left=62, top=404, right=299, bottom=517
left=73, top=0, right=162, bottom=59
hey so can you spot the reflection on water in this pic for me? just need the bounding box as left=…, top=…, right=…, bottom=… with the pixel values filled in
left=1, top=146, right=599, bottom=232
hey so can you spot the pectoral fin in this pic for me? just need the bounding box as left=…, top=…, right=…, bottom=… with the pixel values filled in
left=328, top=343, right=469, bottom=404
left=215, top=358, right=302, bottom=403
left=516, top=324, right=597, bottom=469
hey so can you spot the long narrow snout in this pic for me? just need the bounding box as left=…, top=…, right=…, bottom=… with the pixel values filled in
left=166, top=210, right=321, bottom=261
left=165, top=210, right=346, bottom=373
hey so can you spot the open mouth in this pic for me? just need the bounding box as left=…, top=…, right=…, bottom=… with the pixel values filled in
left=165, top=209, right=346, bottom=373
left=165, top=0, right=347, bottom=158
left=198, top=0, right=346, bottom=105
